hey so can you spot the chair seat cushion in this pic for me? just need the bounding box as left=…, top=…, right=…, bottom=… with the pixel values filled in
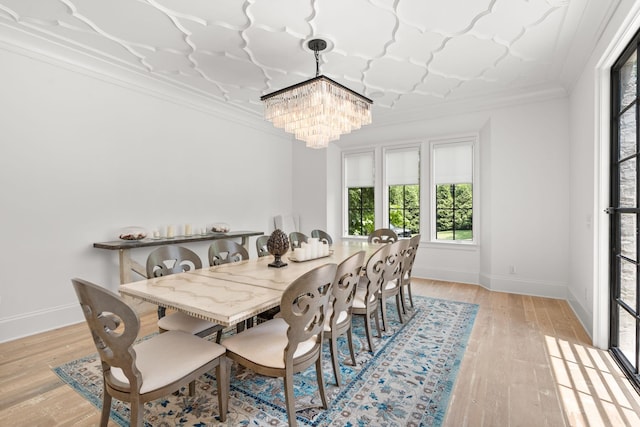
left=383, top=280, right=399, bottom=291
left=158, top=311, right=218, bottom=335
left=109, top=330, right=225, bottom=394
left=323, top=307, right=348, bottom=331
left=353, top=286, right=376, bottom=309
left=222, top=318, right=317, bottom=369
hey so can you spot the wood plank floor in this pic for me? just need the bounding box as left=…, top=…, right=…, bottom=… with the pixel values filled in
left=1, top=278, right=639, bottom=426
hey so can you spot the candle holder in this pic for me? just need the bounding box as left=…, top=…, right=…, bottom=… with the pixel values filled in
left=267, top=229, right=289, bottom=268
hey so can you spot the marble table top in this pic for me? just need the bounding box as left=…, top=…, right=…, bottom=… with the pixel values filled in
left=119, top=240, right=379, bottom=326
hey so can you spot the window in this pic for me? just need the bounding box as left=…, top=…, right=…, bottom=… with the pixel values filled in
left=344, top=152, right=375, bottom=236
left=385, top=147, right=420, bottom=237
left=432, top=142, right=474, bottom=242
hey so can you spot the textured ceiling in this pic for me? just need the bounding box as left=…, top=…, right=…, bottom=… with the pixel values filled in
left=0, top=0, right=619, bottom=126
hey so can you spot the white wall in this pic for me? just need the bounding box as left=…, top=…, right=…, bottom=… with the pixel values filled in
left=315, top=96, right=571, bottom=298
left=0, top=47, right=293, bottom=343
left=568, top=0, right=640, bottom=344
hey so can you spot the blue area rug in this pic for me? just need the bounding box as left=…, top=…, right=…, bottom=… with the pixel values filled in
left=54, top=296, right=477, bottom=426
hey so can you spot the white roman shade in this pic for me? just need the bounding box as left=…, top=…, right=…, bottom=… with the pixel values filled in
left=345, top=152, right=374, bottom=187
left=385, top=148, right=420, bottom=185
left=433, top=143, right=473, bottom=184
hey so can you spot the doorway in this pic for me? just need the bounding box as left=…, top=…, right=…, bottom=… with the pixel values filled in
left=610, top=29, right=640, bottom=394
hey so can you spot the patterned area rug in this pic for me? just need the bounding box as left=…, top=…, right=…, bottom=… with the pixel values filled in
left=54, top=296, right=477, bottom=426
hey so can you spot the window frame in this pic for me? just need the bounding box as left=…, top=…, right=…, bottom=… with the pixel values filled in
left=342, top=149, right=376, bottom=238
left=382, top=145, right=421, bottom=237
left=428, top=136, right=478, bottom=245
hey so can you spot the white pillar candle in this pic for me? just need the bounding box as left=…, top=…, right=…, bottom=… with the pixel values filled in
left=167, top=225, right=174, bottom=238
left=185, top=224, right=192, bottom=236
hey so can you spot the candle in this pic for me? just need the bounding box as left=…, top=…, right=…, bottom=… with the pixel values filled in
left=185, top=224, right=192, bottom=236
left=201, top=227, right=207, bottom=235
left=152, top=229, right=160, bottom=239
left=167, top=225, right=174, bottom=238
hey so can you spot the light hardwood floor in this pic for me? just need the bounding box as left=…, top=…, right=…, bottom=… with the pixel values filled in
left=1, top=278, right=639, bottom=426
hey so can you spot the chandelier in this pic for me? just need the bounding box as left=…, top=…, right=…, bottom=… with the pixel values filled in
left=260, top=39, right=373, bottom=149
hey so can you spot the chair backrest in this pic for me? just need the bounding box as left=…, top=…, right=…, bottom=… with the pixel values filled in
left=330, top=251, right=366, bottom=329
left=146, top=245, right=202, bottom=278
left=385, top=239, right=410, bottom=285
left=311, top=229, right=333, bottom=245
left=361, top=243, right=392, bottom=300
left=368, top=228, right=398, bottom=244
left=208, top=239, right=250, bottom=266
left=256, top=235, right=270, bottom=258
left=402, top=234, right=421, bottom=279
left=289, top=231, right=309, bottom=249
left=280, top=263, right=337, bottom=364
left=71, top=278, right=143, bottom=391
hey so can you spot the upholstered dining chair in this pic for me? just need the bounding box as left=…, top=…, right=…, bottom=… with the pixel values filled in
left=311, top=229, right=333, bottom=245
left=256, top=235, right=270, bottom=258
left=400, top=234, right=421, bottom=312
left=71, top=278, right=229, bottom=427
left=289, top=231, right=308, bottom=249
left=208, top=239, right=249, bottom=266
left=367, top=228, right=398, bottom=244
left=352, top=243, right=391, bottom=353
left=379, top=239, right=410, bottom=331
left=146, top=245, right=223, bottom=342
left=324, top=250, right=366, bottom=386
left=222, top=263, right=337, bottom=427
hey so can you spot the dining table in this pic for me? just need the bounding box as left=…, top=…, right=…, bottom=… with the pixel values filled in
left=119, top=240, right=381, bottom=328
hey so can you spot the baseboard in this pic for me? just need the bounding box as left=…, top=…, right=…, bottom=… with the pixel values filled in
left=566, top=289, right=594, bottom=343
left=413, top=266, right=480, bottom=286
left=419, top=269, right=568, bottom=300
left=0, top=302, right=83, bottom=344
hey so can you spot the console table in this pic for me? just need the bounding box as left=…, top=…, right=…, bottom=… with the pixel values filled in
left=94, top=230, right=264, bottom=283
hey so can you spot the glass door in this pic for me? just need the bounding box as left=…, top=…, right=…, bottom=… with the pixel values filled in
left=610, top=32, right=640, bottom=394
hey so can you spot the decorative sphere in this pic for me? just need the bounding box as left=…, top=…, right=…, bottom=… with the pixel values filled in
left=267, top=229, right=289, bottom=256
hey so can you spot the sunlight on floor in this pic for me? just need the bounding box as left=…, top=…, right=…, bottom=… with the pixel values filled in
left=545, top=336, right=640, bottom=427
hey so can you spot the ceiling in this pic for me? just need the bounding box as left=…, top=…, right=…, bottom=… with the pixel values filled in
left=0, top=0, right=620, bottom=127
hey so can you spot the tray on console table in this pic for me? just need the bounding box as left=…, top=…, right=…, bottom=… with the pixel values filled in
left=94, top=230, right=264, bottom=284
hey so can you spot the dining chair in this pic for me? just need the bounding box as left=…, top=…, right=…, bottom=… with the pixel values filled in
left=146, top=245, right=223, bottom=342
left=208, top=239, right=249, bottom=266
left=256, top=234, right=270, bottom=257
left=379, top=239, right=409, bottom=331
left=289, top=231, right=309, bottom=249
left=311, top=229, right=333, bottom=245
left=400, top=234, right=421, bottom=312
left=222, top=263, right=337, bottom=427
left=324, top=250, right=366, bottom=386
left=367, top=228, right=398, bottom=244
left=71, top=278, right=229, bottom=427
left=352, top=243, right=391, bottom=353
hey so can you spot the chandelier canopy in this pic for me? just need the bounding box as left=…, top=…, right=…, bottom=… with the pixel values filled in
left=260, top=39, right=373, bottom=149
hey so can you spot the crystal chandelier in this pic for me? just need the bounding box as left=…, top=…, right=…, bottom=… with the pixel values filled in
left=260, top=39, right=373, bottom=149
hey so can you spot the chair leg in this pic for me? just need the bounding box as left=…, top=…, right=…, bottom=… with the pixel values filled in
left=157, top=306, right=166, bottom=319
left=100, top=383, right=112, bottom=427
left=283, top=371, right=297, bottom=427
left=346, top=327, right=357, bottom=366
left=315, top=352, right=329, bottom=409
left=189, top=380, right=196, bottom=396
left=380, top=297, right=389, bottom=331
left=407, top=282, right=414, bottom=309
left=215, top=328, right=223, bottom=343
left=329, top=333, right=342, bottom=386
left=216, top=357, right=229, bottom=422
left=373, top=308, right=382, bottom=339
left=363, top=313, right=375, bottom=353
left=130, top=400, right=143, bottom=427
left=395, top=293, right=404, bottom=324
left=399, top=286, right=408, bottom=314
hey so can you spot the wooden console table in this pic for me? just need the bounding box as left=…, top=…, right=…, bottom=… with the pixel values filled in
left=94, top=230, right=264, bottom=283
